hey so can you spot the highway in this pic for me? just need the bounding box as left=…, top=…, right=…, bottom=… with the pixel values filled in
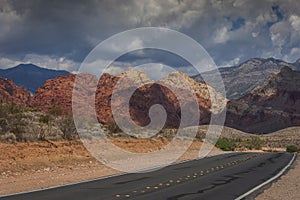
left=0, top=152, right=295, bottom=200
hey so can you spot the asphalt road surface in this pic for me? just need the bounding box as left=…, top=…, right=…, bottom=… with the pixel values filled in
left=0, top=152, right=294, bottom=200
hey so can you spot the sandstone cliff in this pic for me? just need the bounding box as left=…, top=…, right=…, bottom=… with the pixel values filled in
left=0, top=78, right=30, bottom=106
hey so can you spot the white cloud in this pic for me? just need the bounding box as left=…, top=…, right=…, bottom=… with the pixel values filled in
left=213, top=27, right=230, bottom=44
left=221, top=57, right=241, bottom=67
left=289, top=15, right=300, bottom=31
left=0, top=54, right=79, bottom=72
left=283, top=47, right=300, bottom=62
left=0, top=57, right=22, bottom=69
left=270, top=21, right=291, bottom=48
left=23, top=54, right=79, bottom=71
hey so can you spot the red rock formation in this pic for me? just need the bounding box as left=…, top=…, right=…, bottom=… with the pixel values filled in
left=95, top=73, right=120, bottom=123
left=0, top=78, right=30, bottom=106
left=30, top=70, right=225, bottom=129
left=30, top=74, right=76, bottom=115
left=31, top=73, right=98, bottom=116
left=96, top=71, right=226, bottom=128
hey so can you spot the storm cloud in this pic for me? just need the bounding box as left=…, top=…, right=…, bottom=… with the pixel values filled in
left=0, top=0, right=299, bottom=73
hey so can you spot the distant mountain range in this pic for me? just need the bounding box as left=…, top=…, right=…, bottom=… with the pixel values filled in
left=0, top=64, right=69, bottom=93
left=192, top=58, right=300, bottom=99
left=1, top=57, right=299, bottom=97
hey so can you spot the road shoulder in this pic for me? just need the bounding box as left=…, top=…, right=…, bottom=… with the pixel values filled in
left=255, top=154, right=300, bottom=200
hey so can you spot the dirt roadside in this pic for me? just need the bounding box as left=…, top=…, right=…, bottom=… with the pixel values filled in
left=2, top=139, right=297, bottom=198
left=0, top=139, right=222, bottom=196
left=255, top=154, right=300, bottom=200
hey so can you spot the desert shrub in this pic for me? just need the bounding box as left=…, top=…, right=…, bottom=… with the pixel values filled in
left=106, top=120, right=122, bottom=134
left=0, top=103, right=6, bottom=118
left=0, top=118, right=9, bottom=133
left=8, top=101, right=24, bottom=114
left=0, top=100, right=26, bottom=118
left=215, top=138, right=236, bottom=151
left=59, top=116, right=78, bottom=140
left=0, top=132, right=16, bottom=143
left=9, top=113, right=26, bottom=141
left=242, top=137, right=264, bottom=150
left=48, top=107, right=63, bottom=116
left=0, top=101, right=12, bottom=118
left=39, top=114, right=52, bottom=124
left=286, top=145, right=298, bottom=153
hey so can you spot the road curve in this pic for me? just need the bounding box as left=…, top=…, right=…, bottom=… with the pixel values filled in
left=0, top=152, right=294, bottom=200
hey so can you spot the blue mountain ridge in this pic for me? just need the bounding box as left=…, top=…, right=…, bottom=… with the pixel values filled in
left=0, top=64, right=69, bottom=94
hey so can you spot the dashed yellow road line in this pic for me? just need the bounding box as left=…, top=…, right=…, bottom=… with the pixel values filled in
left=113, top=154, right=260, bottom=198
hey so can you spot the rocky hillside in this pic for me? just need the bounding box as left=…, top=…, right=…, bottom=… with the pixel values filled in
left=0, top=78, right=30, bottom=106
left=226, top=66, right=300, bottom=133
left=193, top=58, right=300, bottom=99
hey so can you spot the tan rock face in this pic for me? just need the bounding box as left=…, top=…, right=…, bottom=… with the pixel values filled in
left=96, top=71, right=225, bottom=128
left=0, top=78, right=30, bottom=106
left=30, top=71, right=224, bottom=128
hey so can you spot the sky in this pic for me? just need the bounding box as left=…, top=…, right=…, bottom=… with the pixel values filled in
left=0, top=0, right=300, bottom=75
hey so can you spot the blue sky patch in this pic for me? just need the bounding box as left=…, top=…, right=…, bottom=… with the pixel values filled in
left=230, top=17, right=245, bottom=31
left=267, top=5, right=284, bottom=27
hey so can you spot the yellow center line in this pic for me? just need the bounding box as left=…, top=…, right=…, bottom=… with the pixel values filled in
left=113, top=157, right=259, bottom=199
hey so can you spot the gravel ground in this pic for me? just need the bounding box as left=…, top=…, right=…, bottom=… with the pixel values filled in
left=255, top=154, right=300, bottom=200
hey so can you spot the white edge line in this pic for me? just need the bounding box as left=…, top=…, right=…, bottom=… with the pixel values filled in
left=0, top=151, right=234, bottom=198
left=234, top=153, right=297, bottom=200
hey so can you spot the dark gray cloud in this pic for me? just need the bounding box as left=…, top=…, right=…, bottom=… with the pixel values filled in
left=0, top=0, right=299, bottom=72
